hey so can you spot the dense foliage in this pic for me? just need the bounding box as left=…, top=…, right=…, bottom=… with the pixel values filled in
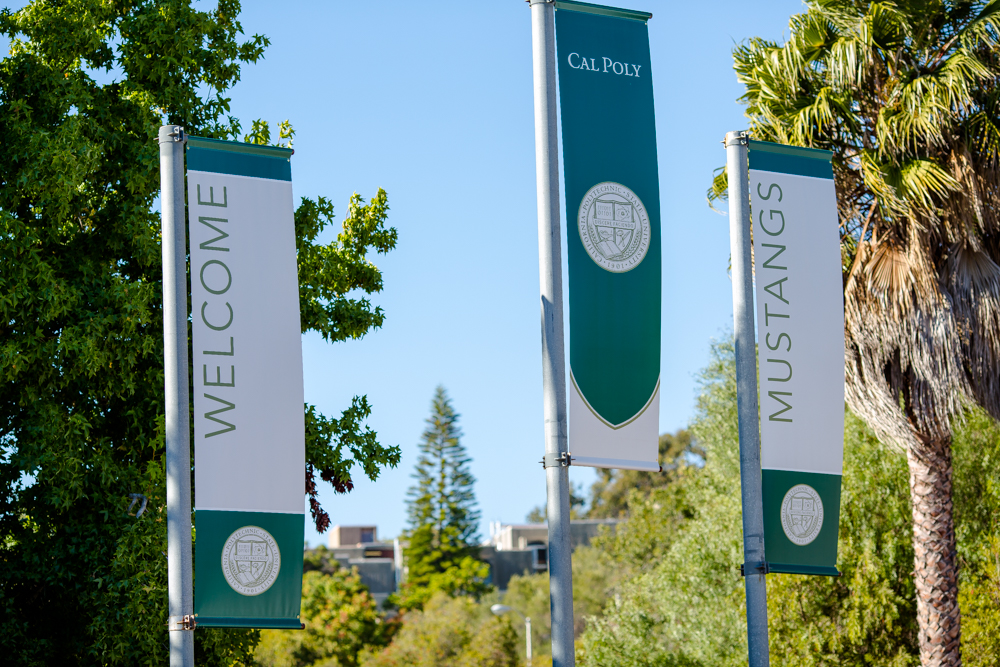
left=586, top=429, right=701, bottom=519
left=252, top=548, right=398, bottom=667
left=360, top=592, right=520, bottom=667
left=0, top=1, right=398, bottom=664
left=708, top=2, right=1000, bottom=662
left=254, top=338, right=997, bottom=666
left=396, top=387, right=488, bottom=610
left=502, top=544, right=617, bottom=664
left=576, top=339, right=1000, bottom=667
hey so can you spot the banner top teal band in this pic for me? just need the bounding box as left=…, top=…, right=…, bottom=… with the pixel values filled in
left=187, top=135, right=293, bottom=159
left=748, top=139, right=833, bottom=161
left=554, top=0, right=652, bottom=22
left=187, top=136, right=292, bottom=181
left=749, top=140, right=833, bottom=180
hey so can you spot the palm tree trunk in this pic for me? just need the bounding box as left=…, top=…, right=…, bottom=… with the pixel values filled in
left=908, top=435, right=961, bottom=666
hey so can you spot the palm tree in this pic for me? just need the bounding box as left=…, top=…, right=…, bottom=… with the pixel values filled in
left=710, top=2, right=1000, bottom=664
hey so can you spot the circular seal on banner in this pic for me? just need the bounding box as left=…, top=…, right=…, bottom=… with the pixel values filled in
left=578, top=182, right=651, bottom=273
left=221, top=525, right=281, bottom=596
left=780, top=484, right=824, bottom=546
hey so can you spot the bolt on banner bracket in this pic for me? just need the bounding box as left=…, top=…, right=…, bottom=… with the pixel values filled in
left=167, top=615, right=197, bottom=632
left=541, top=452, right=573, bottom=468
left=727, top=131, right=748, bottom=146
left=739, top=561, right=770, bottom=577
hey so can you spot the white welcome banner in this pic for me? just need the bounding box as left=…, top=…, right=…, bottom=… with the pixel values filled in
left=187, top=137, right=305, bottom=627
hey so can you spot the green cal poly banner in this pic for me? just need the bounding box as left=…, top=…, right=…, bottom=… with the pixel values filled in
left=556, top=1, right=661, bottom=471
left=188, top=137, right=305, bottom=628
left=749, top=141, right=844, bottom=576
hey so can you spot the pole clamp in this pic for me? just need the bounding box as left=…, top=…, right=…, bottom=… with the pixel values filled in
left=167, top=614, right=197, bottom=631
left=739, top=561, right=769, bottom=576
left=168, top=126, right=185, bottom=142
left=541, top=452, right=572, bottom=468
left=724, top=131, right=748, bottom=147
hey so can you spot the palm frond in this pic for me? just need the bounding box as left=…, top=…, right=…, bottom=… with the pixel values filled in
left=706, top=166, right=728, bottom=212
left=958, top=0, right=1000, bottom=51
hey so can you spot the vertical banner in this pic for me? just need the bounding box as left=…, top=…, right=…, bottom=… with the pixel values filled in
left=555, top=1, right=661, bottom=471
left=749, top=140, right=844, bottom=576
left=188, top=137, right=306, bottom=627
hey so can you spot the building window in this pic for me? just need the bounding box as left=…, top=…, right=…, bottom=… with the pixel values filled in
left=529, top=542, right=547, bottom=570
left=360, top=528, right=375, bottom=544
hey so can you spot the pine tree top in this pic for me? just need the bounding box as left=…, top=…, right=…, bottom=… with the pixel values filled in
left=405, top=385, right=481, bottom=555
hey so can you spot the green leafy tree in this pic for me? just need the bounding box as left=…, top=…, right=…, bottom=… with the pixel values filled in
left=0, top=1, right=399, bottom=664
left=397, top=386, right=488, bottom=610
left=957, top=535, right=1000, bottom=667
left=579, top=339, right=1000, bottom=667
left=360, top=592, right=519, bottom=667
left=952, top=409, right=1000, bottom=667
left=526, top=430, right=704, bottom=524
left=707, top=2, right=1000, bottom=663
left=587, top=429, right=703, bottom=519
left=252, top=551, right=397, bottom=667
left=501, top=543, right=618, bottom=664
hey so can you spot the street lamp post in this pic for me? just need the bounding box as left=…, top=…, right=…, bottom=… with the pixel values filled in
left=491, top=603, right=532, bottom=666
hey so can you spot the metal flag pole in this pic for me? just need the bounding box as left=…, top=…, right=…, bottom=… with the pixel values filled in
left=725, top=130, right=770, bottom=667
left=529, top=2, right=575, bottom=666
left=159, top=124, right=195, bottom=666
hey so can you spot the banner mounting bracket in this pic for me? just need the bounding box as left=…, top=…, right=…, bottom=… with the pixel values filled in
left=738, top=561, right=770, bottom=577
left=167, top=614, right=197, bottom=631
left=541, top=452, right=573, bottom=468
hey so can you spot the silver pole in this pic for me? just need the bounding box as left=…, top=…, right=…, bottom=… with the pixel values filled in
left=525, top=616, right=533, bottom=667
left=159, top=124, right=194, bottom=667
left=725, top=130, right=770, bottom=667
left=529, top=2, right=575, bottom=666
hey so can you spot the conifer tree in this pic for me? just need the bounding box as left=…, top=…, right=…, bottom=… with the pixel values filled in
left=399, top=386, right=488, bottom=610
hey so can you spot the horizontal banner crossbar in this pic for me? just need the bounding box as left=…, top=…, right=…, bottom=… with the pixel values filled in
left=768, top=563, right=841, bottom=577
left=747, top=139, right=832, bottom=161
left=194, top=507, right=305, bottom=515
left=196, top=616, right=303, bottom=629
left=571, top=455, right=659, bottom=471
left=554, top=0, right=652, bottom=21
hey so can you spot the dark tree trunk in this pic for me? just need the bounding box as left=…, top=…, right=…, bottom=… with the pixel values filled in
left=908, top=435, right=961, bottom=666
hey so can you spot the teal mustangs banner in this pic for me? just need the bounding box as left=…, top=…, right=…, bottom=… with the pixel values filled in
left=749, top=140, right=844, bottom=576
left=188, top=137, right=305, bottom=628
left=556, top=1, right=661, bottom=471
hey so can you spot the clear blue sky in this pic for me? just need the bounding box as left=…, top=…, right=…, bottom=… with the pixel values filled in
left=218, top=0, right=806, bottom=546
left=5, top=0, right=806, bottom=545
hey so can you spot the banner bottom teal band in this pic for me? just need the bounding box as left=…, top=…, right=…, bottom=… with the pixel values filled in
left=195, top=510, right=305, bottom=624
left=571, top=455, right=659, bottom=471
left=762, top=469, right=841, bottom=573
left=768, top=563, right=841, bottom=577
left=196, top=616, right=303, bottom=629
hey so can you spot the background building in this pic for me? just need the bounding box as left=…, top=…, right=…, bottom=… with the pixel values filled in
left=325, top=519, right=620, bottom=604
left=483, top=519, right=619, bottom=591
left=325, top=525, right=396, bottom=606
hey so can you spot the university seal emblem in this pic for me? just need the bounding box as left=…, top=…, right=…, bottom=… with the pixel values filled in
left=780, top=484, right=824, bottom=546
left=221, top=525, right=281, bottom=596
left=578, top=182, right=651, bottom=273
